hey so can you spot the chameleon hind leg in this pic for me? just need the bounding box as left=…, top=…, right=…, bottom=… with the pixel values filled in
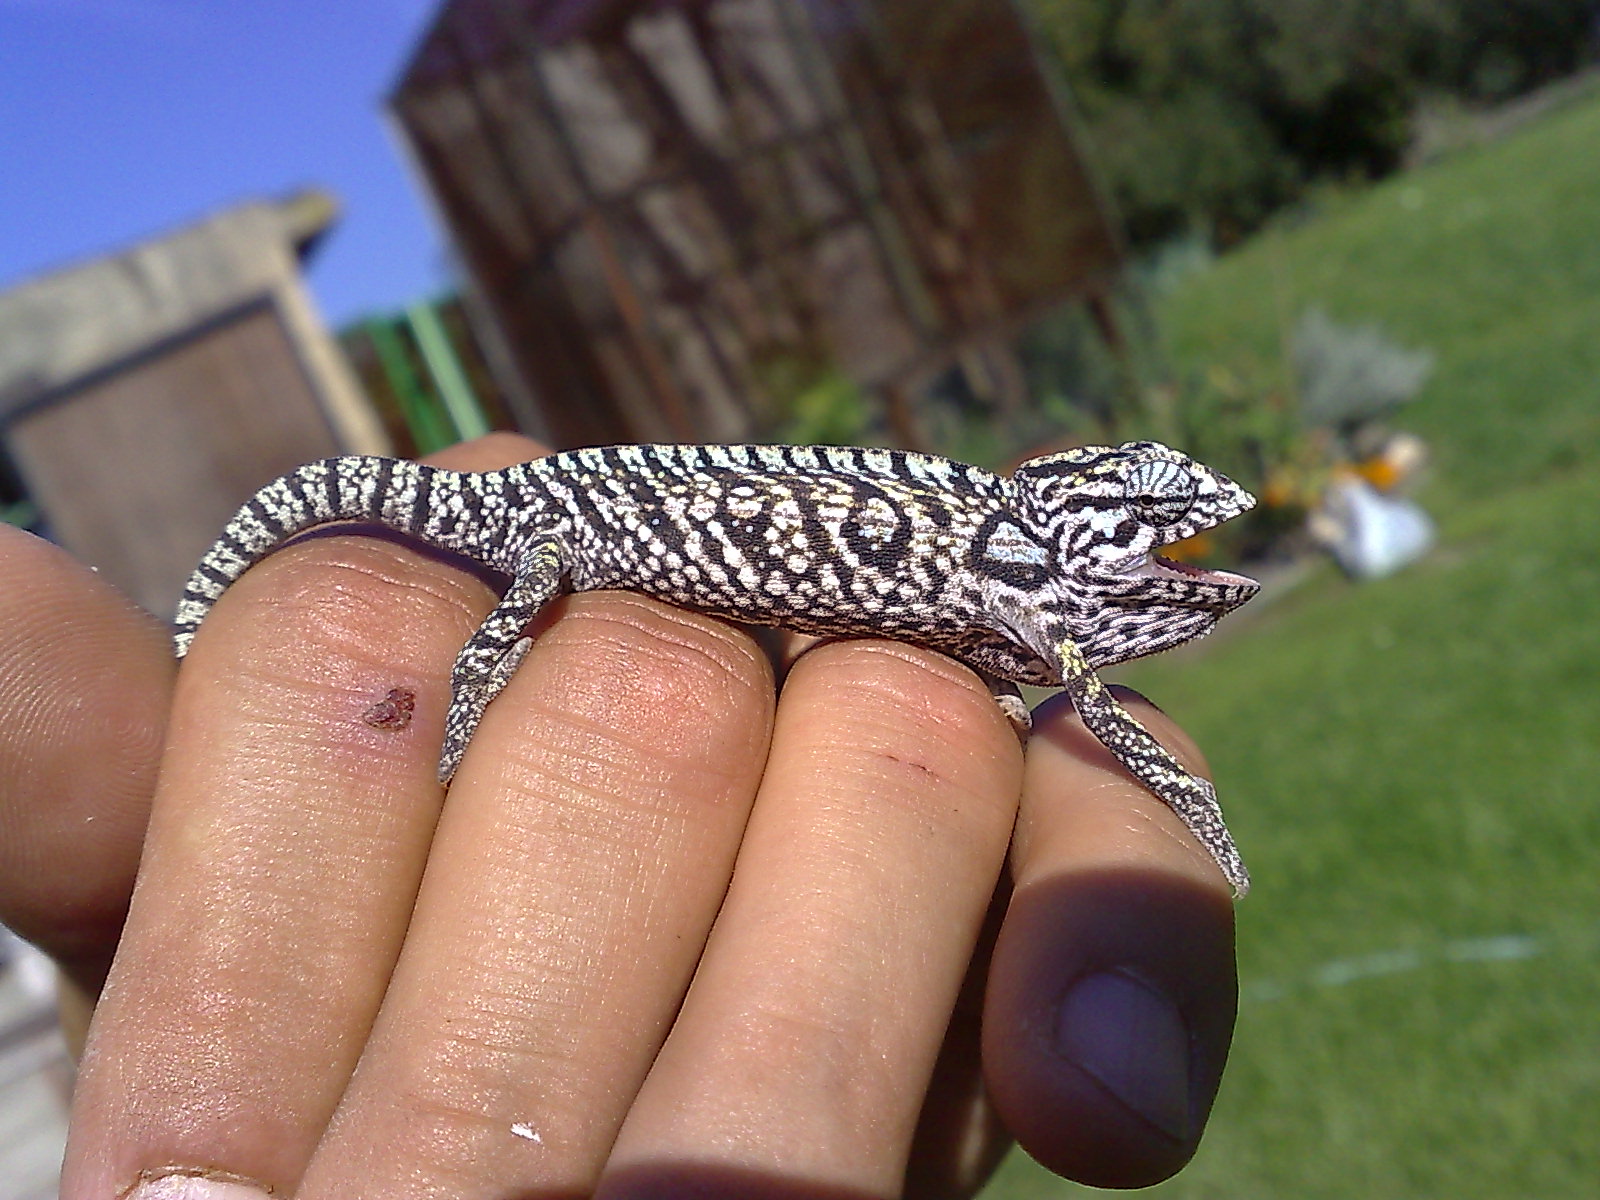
left=439, top=541, right=565, bottom=783
left=1054, top=638, right=1250, bottom=896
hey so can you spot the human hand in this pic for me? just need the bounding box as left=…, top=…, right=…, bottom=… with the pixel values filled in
left=0, top=434, right=1237, bottom=1199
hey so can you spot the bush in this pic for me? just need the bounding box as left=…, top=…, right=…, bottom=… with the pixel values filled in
left=1030, top=0, right=1600, bottom=246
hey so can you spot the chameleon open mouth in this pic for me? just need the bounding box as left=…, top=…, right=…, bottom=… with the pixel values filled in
left=1154, top=553, right=1257, bottom=587
left=1123, top=552, right=1258, bottom=591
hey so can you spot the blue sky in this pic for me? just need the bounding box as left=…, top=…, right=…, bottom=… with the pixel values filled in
left=0, top=0, right=451, bottom=325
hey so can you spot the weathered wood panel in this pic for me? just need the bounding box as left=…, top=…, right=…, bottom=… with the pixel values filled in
left=8, top=303, right=340, bottom=616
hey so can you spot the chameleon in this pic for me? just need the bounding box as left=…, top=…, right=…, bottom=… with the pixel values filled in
left=175, top=441, right=1261, bottom=893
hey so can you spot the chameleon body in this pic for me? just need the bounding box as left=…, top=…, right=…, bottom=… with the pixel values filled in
left=175, top=441, right=1260, bottom=893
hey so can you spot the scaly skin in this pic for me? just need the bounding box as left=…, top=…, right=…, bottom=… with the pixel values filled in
left=176, top=441, right=1260, bottom=892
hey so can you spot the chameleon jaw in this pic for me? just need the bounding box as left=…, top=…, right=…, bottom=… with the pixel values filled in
left=1145, top=553, right=1258, bottom=589
left=1122, top=551, right=1254, bottom=584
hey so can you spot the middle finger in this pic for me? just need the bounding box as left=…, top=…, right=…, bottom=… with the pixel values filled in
left=598, top=640, right=1023, bottom=1197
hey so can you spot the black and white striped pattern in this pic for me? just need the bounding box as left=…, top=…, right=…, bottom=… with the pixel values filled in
left=175, top=440, right=1261, bottom=893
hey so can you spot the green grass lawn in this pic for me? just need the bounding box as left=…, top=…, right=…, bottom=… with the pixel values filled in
left=985, top=86, right=1600, bottom=1197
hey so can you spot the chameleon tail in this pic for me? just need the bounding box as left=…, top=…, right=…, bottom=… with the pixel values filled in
left=172, top=456, right=450, bottom=657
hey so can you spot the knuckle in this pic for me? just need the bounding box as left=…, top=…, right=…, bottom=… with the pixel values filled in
left=785, top=641, right=1024, bottom=827
left=533, top=592, right=775, bottom=737
left=800, top=639, right=1008, bottom=740
left=216, top=538, right=492, bottom=677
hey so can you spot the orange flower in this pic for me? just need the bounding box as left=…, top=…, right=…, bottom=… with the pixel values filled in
left=1356, top=456, right=1403, bottom=491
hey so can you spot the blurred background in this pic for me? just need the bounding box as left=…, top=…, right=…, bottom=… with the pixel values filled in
left=2, top=2, right=1597, bottom=1196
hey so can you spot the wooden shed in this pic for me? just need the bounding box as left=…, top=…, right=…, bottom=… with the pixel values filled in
left=0, top=192, right=388, bottom=616
left=390, top=0, right=1124, bottom=450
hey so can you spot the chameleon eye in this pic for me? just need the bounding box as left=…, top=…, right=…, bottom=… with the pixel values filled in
left=1125, top=458, right=1198, bottom=526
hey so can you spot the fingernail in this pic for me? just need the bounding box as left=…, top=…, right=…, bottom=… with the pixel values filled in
left=1055, top=969, right=1192, bottom=1141
left=127, top=1176, right=273, bottom=1200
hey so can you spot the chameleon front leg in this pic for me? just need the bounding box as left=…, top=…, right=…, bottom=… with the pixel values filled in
left=439, top=541, right=566, bottom=783
left=977, top=672, right=1033, bottom=739
left=1054, top=638, right=1250, bottom=896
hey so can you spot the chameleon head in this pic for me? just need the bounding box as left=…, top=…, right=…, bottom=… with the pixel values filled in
left=1010, top=441, right=1261, bottom=668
